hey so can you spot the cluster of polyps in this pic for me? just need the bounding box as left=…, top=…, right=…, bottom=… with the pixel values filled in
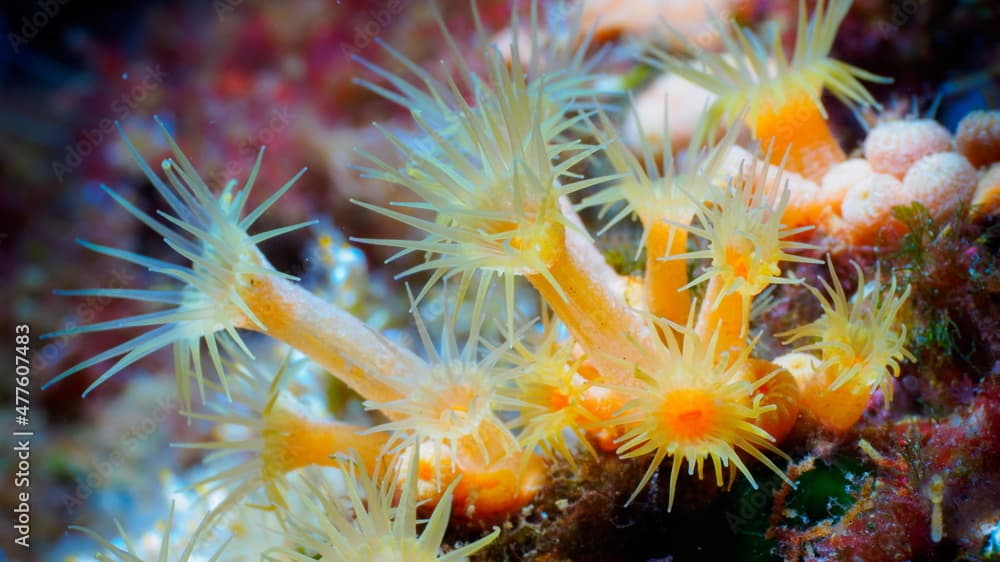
left=49, top=0, right=923, bottom=558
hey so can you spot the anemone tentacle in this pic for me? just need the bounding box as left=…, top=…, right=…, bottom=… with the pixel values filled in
left=267, top=449, right=499, bottom=561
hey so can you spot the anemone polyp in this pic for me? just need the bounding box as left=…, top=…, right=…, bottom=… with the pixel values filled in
left=352, top=13, right=615, bottom=339
left=502, top=309, right=598, bottom=469
left=611, top=312, right=791, bottom=509
left=781, top=258, right=914, bottom=432
left=174, top=357, right=387, bottom=524
left=350, top=1, right=673, bottom=387
left=270, top=450, right=500, bottom=561
left=71, top=500, right=227, bottom=561
left=669, top=147, right=820, bottom=347
left=372, top=359, right=516, bottom=479
left=43, top=118, right=311, bottom=409
left=367, top=299, right=517, bottom=476
left=645, top=0, right=889, bottom=181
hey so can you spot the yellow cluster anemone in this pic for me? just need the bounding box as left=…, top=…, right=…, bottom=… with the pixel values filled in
left=500, top=306, right=598, bottom=470
left=353, top=45, right=609, bottom=333
left=47, top=1, right=927, bottom=556
left=353, top=5, right=659, bottom=383
left=611, top=312, right=792, bottom=510
left=580, top=108, right=742, bottom=328
left=47, top=124, right=545, bottom=525
left=645, top=0, right=890, bottom=180
left=669, top=147, right=821, bottom=349
left=494, top=0, right=611, bottom=129
left=43, top=117, right=311, bottom=408
left=780, top=258, right=914, bottom=431
left=365, top=300, right=546, bottom=519
left=174, top=353, right=385, bottom=522
left=49, top=125, right=426, bottom=418
left=71, top=501, right=228, bottom=561
left=268, top=452, right=499, bottom=562
left=368, top=297, right=518, bottom=485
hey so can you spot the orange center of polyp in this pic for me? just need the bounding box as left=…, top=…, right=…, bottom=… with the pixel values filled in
left=428, top=380, right=477, bottom=418
left=660, top=388, right=719, bottom=443
left=509, top=217, right=565, bottom=263
left=548, top=388, right=570, bottom=411
left=724, top=241, right=753, bottom=280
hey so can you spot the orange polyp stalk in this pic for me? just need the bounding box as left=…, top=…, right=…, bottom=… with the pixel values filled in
left=645, top=219, right=692, bottom=328
left=451, top=452, right=547, bottom=519
left=236, top=272, right=426, bottom=418
left=525, top=226, right=655, bottom=383
left=694, top=275, right=745, bottom=358
left=406, top=422, right=546, bottom=519
left=450, top=437, right=547, bottom=518
left=753, top=90, right=845, bottom=183
left=795, top=367, right=871, bottom=433
left=579, top=385, right=632, bottom=452
left=739, top=359, right=800, bottom=444
left=269, top=411, right=389, bottom=476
